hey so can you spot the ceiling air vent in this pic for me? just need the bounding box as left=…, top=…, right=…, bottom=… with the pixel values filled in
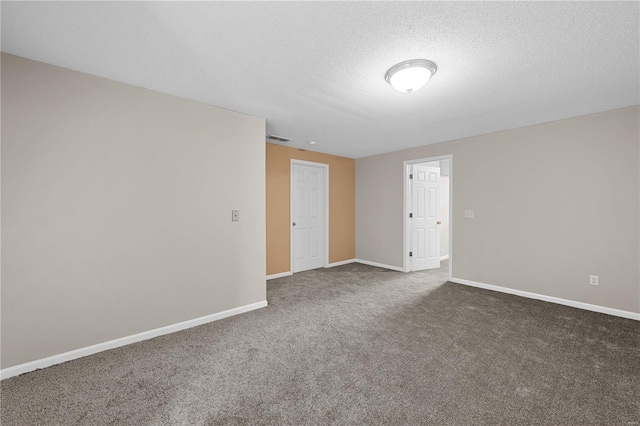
left=267, top=134, right=291, bottom=142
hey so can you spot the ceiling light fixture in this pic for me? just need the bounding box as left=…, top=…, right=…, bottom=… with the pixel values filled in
left=385, top=59, right=437, bottom=94
left=308, top=141, right=317, bottom=145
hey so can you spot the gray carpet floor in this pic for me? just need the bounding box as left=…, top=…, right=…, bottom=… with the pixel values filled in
left=2, top=260, right=639, bottom=425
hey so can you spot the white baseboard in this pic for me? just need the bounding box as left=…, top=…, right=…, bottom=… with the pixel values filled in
left=355, top=259, right=404, bottom=272
left=0, top=300, right=268, bottom=381
left=325, top=259, right=356, bottom=268
left=440, top=255, right=449, bottom=261
left=450, top=277, right=640, bottom=321
left=266, top=271, right=292, bottom=280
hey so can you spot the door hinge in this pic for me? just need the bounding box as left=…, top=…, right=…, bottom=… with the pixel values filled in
left=409, top=251, right=413, bottom=257
left=409, top=213, right=413, bottom=218
left=409, top=173, right=413, bottom=179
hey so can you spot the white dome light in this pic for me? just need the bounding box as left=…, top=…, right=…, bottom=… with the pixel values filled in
left=385, top=59, right=437, bottom=94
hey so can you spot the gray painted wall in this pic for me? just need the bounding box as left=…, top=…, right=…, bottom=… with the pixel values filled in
left=1, top=54, right=267, bottom=368
left=356, top=106, right=639, bottom=313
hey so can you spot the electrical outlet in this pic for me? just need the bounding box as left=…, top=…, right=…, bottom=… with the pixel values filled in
left=232, top=210, right=239, bottom=222
left=590, top=275, right=598, bottom=286
left=465, top=210, right=474, bottom=219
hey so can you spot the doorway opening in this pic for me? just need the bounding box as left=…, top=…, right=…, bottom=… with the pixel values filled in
left=290, top=159, right=329, bottom=274
left=403, top=155, right=452, bottom=280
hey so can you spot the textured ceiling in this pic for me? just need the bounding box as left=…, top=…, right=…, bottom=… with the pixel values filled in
left=2, top=2, right=638, bottom=158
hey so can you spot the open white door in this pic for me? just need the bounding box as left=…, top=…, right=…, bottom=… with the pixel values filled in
left=291, top=162, right=326, bottom=273
left=410, top=163, right=440, bottom=271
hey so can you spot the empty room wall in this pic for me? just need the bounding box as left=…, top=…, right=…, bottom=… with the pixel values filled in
left=266, top=143, right=355, bottom=275
left=356, top=106, right=639, bottom=313
left=1, top=54, right=267, bottom=369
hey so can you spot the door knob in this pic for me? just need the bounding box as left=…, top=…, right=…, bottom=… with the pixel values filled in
left=292, top=222, right=296, bottom=227
left=437, top=221, right=442, bottom=225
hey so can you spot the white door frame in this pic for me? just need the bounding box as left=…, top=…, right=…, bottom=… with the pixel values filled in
left=290, top=159, right=330, bottom=273
left=403, top=154, right=453, bottom=280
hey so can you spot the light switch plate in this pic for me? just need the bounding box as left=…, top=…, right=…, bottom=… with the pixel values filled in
left=465, top=210, right=474, bottom=219
left=232, top=210, right=239, bottom=221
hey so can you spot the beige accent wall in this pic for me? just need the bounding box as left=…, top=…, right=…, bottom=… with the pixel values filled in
left=356, top=106, right=639, bottom=313
left=266, top=143, right=355, bottom=275
left=1, top=54, right=267, bottom=369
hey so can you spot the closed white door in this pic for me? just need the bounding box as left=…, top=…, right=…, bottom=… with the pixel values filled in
left=411, top=164, right=440, bottom=271
left=291, top=163, right=325, bottom=272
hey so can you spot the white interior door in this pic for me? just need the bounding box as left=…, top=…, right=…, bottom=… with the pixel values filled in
left=411, top=164, right=440, bottom=271
left=292, top=162, right=325, bottom=273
